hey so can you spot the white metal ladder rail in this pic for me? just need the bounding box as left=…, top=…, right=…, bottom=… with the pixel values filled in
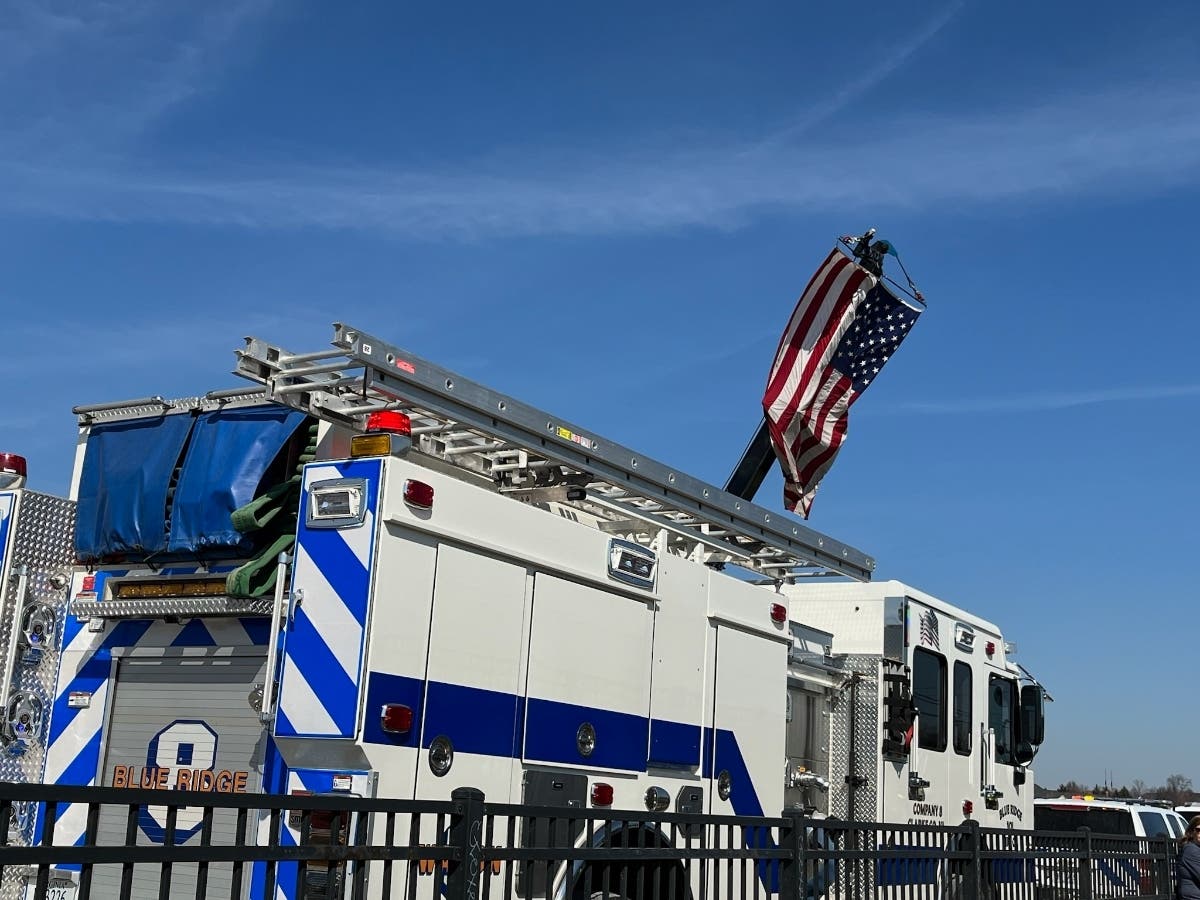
left=234, top=322, right=875, bottom=582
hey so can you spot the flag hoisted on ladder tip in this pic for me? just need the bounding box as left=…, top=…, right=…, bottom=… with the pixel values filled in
left=763, top=236, right=923, bottom=518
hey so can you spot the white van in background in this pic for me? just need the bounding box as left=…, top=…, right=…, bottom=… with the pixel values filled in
left=1035, top=797, right=1184, bottom=839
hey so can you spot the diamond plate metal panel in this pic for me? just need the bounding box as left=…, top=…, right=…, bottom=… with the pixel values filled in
left=825, top=654, right=882, bottom=899
left=827, top=654, right=880, bottom=821
left=0, top=490, right=76, bottom=840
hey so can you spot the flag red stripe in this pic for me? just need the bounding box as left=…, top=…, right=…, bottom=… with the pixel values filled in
left=771, top=265, right=869, bottom=442
left=787, top=370, right=846, bottom=465
left=763, top=251, right=850, bottom=405
left=765, top=251, right=843, bottom=383
left=792, top=375, right=853, bottom=484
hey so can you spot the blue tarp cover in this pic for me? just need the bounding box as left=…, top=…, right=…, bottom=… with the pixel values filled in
left=166, top=406, right=307, bottom=554
left=75, top=414, right=195, bottom=563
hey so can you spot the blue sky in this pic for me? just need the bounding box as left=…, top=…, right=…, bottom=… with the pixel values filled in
left=3, top=0, right=1198, bottom=792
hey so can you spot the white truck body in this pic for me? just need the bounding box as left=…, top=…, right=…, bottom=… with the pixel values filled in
left=2, top=324, right=1046, bottom=900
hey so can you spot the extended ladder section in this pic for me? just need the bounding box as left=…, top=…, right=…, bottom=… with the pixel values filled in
left=234, top=323, right=875, bottom=582
left=72, top=388, right=272, bottom=424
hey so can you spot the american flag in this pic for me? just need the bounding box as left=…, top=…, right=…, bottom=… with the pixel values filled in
left=919, top=608, right=940, bottom=649
left=763, top=248, right=921, bottom=517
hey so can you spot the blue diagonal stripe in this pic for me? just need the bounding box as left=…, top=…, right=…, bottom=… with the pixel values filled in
left=296, top=526, right=370, bottom=624
left=283, top=606, right=359, bottom=735
left=48, top=620, right=153, bottom=746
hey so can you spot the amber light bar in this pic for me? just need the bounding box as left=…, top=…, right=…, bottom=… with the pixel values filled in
left=112, top=577, right=228, bottom=600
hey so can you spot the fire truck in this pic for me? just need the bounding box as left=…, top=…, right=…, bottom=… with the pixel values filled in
left=0, top=322, right=1047, bottom=899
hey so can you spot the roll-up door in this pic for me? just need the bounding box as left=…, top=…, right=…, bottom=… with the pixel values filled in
left=92, top=650, right=268, bottom=900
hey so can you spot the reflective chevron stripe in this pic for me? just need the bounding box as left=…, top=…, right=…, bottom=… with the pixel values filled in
left=274, top=460, right=380, bottom=739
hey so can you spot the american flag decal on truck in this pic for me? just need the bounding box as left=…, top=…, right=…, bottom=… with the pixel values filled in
left=919, top=608, right=940, bottom=649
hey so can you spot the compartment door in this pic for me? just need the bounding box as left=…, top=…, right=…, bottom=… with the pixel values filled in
left=710, top=624, right=787, bottom=817
left=523, top=574, right=653, bottom=772
left=415, top=545, right=529, bottom=801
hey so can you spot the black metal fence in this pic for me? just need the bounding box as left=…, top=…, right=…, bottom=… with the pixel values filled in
left=0, top=782, right=1179, bottom=900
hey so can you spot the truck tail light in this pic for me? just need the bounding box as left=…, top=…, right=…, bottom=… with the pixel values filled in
left=404, top=479, right=434, bottom=509
left=591, top=783, right=613, bottom=806
left=770, top=603, right=787, bottom=624
left=380, top=703, right=414, bottom=734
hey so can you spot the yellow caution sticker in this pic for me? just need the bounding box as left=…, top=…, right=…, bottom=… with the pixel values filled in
left=555, top=426, right=596, bottom=450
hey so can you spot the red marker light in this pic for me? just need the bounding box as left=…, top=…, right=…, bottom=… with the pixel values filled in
left=770, top=603, right=787, bottom=624
left=985, top=641, right=996, bottom=658
left=0, top=453, right=27, bottom=478
left=963, top=800, right=973, bottom=817
left=309, top=808, right=341, bottom=831
left=591, top=783, right=614, bottom=806
left=366, top=411, right=412, bottom=435
left=80, top=575, right=96, bottom=594
left=380, top=704, right=414, bottom=735
left=403, top=479, right=434, bottom=509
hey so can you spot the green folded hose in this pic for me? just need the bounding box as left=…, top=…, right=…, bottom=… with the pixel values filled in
left=226, top=421, right=316, bottom=599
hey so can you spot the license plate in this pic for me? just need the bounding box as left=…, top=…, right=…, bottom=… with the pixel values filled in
left=24, top=878, right=76, bottom=900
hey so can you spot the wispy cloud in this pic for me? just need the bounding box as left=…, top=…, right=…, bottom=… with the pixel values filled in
left=2, top=79, right=1198, bottom=238
left=766, top=1, right=965, bottom=142
left=0, top=1, right=1197, bottom=240
left=0, top=0, right=273, bottom=154
left=893, top=383, right=1200, bottom=415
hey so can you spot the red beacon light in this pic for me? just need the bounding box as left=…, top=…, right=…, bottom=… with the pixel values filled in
left=352, top=412, right=413, bottom=458
left=366, top=411, right=412, bottom=435
left=0, top=452, right=28, bottom=490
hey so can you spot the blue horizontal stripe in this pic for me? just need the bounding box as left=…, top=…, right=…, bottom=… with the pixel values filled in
left=525, top=697, right=648, bottom=772
left=649, top=719, right=701, bottom=768
left=424, top=681, right=524, bottom=758
left=361, top=672, right=425, bottom=748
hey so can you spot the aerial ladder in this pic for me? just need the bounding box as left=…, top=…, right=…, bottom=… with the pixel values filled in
left=232, top=322, right=875, bottom=583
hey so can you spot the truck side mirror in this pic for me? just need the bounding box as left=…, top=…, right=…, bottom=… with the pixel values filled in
left=1014, top=740, right=1036, bottom=767
left=1019, top=685, right=1045, bottom=746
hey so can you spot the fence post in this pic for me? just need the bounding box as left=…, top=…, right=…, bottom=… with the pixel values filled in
left=447, top=788, right=486, bottom=900
left=1159, top=836, right=1174, bottom=900
left=1078, top=827, right=1093, bottom=900
left=963, top=820, right=983, bottom=900
left=779, top=809, right=805, bottom=899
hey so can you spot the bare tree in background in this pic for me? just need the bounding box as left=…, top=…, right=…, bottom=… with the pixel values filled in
left=1166, top=774, right=1194, bottom=805
left=1131, top=778, right=1148, bottom=798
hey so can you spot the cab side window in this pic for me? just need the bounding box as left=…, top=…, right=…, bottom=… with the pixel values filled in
left=953, top=661, right=972, bottom=755
left=988, top=675, right=1018, bottom=765
left=913, top=648, right=947, bottom=751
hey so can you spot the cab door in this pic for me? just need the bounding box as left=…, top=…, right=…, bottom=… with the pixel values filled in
left=881, top=600, right=950, bottom=826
